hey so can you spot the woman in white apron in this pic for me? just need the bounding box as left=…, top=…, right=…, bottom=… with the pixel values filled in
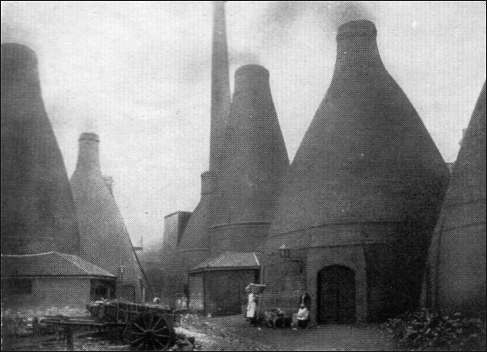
left=246, top=291, right=257, bottom=325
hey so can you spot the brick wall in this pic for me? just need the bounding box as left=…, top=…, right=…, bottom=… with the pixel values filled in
left=2, top=277, right=91, bottom=315
left=158, top=212, right=193, bottom=307
left=261, top=221, right=429, bottom=323
left=188, top=274, right=204, bottom=311
left=259, top=251, right=306, bottom=317
left=163, top=212, right=192, bottom=250
left=205, top=270, right=258, bottom=315
left=209, top=223, right=270, bottom=255
left=189, top=269, right=258, bottom=315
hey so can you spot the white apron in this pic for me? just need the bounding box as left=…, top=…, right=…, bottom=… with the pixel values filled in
left=246, top=293, right=256, bottom=318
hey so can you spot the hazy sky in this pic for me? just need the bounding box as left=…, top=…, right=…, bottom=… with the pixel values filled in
left=1, top=1, right=485, bottom=248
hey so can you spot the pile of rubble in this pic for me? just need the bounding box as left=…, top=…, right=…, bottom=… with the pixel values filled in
left=2, top=307, right=89, bottom=341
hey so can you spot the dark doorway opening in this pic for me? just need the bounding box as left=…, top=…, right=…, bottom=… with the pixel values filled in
left=317, top=265, right=356, bottom=323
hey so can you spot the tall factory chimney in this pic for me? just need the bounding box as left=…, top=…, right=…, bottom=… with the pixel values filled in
left=1, top=43, right=80, bottom=255
left=177, top=1, right=231, bottom=278
left=425, top=83, right=486, bottom=315
left=264, top=21, right=449, bottom=321
left=71, top=133, right=147, bottom=302
left=210, top=64, right=289, bottom=255
left=209, top=0, right=231, bottom=173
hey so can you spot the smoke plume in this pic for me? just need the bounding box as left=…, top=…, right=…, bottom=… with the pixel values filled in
left=131, top=2, right=372, bottom=87
left=1, top=3, right=36, bottom=46
left=327, top=1, right=375, bottom=29
left=257, top=1, right=375, bottom=48
left=229, top=50, right=260, bottom=66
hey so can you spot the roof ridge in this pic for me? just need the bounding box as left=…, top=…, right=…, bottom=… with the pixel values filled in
left=58, top=252, right=90, bottom=275
left=56, top=252, right=116, bottom=277
left=252, top=252, right=260, bottom=266
left=1, top=251, right=56, bottom=257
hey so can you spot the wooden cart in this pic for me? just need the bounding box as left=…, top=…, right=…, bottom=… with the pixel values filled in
left=41, top=300, right=177, bottom=351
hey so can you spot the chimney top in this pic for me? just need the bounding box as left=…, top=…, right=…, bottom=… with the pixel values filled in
left=234, top=65, right=270, bottom=92
left=235, top=64, right=269, bottom=79
left=75, top=132, right=101, bottom=173
left=337, top=20, right=377, bottom=40
left=79, top=132, right=99, bottom=143
left=1, top=43, right=38, bottom=82
left=1, top=43, right=38, bottom=65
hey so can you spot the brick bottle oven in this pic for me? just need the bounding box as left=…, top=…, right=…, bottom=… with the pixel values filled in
left=210, top=64, right=289, bottom=255
left=262, top=20, right=450, bottom=323
left=1, top=43, right=80, bottom=255
left=424, top=83, right=486, bottom=315
left=71, top=133, right=148, bottom=302
left=187, top=64, right=288, bottom=315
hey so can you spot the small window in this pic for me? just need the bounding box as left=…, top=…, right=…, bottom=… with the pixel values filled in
left=5, top=278, right=32, bottom=295
left=90, top=280, right=116, bottom=300
left=93, top=286, right=108, bottom=299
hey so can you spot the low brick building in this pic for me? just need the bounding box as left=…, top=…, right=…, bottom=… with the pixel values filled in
left=160, top=211, right=192, bottom=308
left=188, top=252, right=260, bottom=315
left=1, top=251, right=116, bottom=315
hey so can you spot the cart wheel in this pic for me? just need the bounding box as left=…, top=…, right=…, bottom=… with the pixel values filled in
left=123, top=312, right=175, bottom=351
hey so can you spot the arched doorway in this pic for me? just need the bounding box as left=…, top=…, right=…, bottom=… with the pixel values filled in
left=317, top=265, right=356, bottom=323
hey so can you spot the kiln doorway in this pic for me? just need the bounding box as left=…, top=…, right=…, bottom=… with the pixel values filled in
left=317, top=265, right=356, bottom=323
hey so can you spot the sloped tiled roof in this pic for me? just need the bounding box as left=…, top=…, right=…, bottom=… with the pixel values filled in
left=1, top=251, right=116, bottom=278
left=190, top=251, right=260, bottom=273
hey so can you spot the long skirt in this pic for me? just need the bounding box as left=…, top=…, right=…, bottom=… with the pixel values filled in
left=246, top=301, right=256, bottom=319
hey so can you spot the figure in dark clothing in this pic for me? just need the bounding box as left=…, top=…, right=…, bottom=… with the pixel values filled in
left=299, top=292, right=311, bottom=309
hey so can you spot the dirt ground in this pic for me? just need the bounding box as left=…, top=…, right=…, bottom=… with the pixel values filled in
left=1, top=329, right=131, bottom=351
left=179, top=314, right=395, bottom=351
left=2, top=314, right=395, bottom=351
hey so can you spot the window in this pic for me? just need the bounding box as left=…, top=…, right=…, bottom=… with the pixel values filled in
left=90, top=280, right=115, bottom=300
